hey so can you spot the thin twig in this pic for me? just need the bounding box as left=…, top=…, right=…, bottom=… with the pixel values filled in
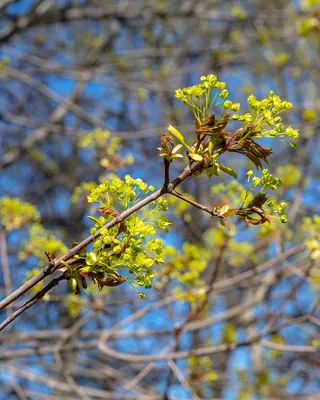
left=170, top=189, right=221, bottom=218
left=168, top=360, right=202, bottom=400
left=0, top=272, right=67, bottom=331
left=0, top=230, right=12, bottom=317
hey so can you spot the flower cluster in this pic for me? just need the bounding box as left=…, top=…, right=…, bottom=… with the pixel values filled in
left=87, top=175, right=155, bottom=212
left=241, top=169, right=289, bottom=224
left=232, top=91, right=299, bottom=142
left=208, top=170, right=287, bottom=226
left=69, top=175, right=170, bottom=297
left=168, top=76, right=299, bottom=177
left=175, top=74, right=239, bottom=123
left=251, top=169, right=282, bottom=191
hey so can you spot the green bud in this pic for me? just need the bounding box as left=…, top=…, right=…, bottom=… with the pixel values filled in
left=280, top=215, right=287, bottom=223
left=231, top=103, right=240, bottom=111
left=81, top=275, right=88, bottom=289
left=113, top=245, right=122, bottom=254
left=86, top=252, right=97, bottom=266
left=219, top=89, right=229, bottom=99
left=103, top=236, right=113, bottom=245
left=69, top=278, right=80, bottom=294
left=167, top=125, right=190, bottom=149
left=189, top=153, right=203, bottom=162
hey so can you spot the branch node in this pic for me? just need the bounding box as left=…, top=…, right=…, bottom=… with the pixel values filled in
left=44, top=250, right=56, bottom=275
left=166, top=183, right=174, bottom=193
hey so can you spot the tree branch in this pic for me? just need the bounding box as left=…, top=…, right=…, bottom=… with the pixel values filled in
left=0, top=271, right=67, bottom=331
left=0, top=161, right=203, bottom=316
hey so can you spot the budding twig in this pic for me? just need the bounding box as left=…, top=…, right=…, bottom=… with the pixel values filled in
left=0, top=160, right=204, bottom=323
left=170, top=190, right=222, bottom=219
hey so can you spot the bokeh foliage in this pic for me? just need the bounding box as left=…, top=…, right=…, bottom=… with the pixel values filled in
left=0, top=1, right=319, bottom=399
